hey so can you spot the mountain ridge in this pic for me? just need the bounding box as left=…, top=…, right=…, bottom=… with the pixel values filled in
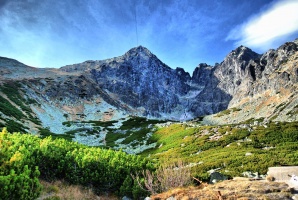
left=0, top=39, right=297, bottom=137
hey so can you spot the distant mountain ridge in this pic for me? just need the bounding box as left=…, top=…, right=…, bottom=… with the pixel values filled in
left=0, top=39, right=297, bottom=135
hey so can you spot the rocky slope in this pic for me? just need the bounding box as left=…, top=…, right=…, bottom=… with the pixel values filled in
left=0, top=39, right=297, bottom=137
left=204, top=39, right=298, bottom=124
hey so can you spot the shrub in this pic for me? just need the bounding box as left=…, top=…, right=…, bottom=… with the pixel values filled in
left=0, top=166, right=42, bottom=200
left=133, top=160, right=192, bottom=194
left=0, top=128, right=154, bottom=198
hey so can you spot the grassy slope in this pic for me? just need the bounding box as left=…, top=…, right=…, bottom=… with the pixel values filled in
left=1, top=81, right=298, bottom=184
left=140, top=121, right=298, bottom=180
left=0, top=82, right=41, bottom=132
left=1, top=111, right=298, bottom=198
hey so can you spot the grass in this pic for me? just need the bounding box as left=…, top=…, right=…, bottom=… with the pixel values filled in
left=32, top=123, right=298, bottom=199
left=5, top=119, right=27, bottom=133
left=106, top=127, right=152, bottom=147
left=104, top=117, right=165, bottom=148
left=120, top=117, right=164, bottom=130
left=122, top=128, right=151, bottom=145
left=39, top=179, right=110, bottom=200
left=151, top=178, right=292, bottom=199
left=1, top=82, right=33, bottom=115
left=140, top=121, right=298, bottom=181
left=0, top=81, right=42, bottom=131
left=0, top=95, right=26, bottom=120
left=59, top=117, right=165, bottom=147
left=215, top=107, right=241, bottom=117
left=105, top=131, right=126, bottom=147
left=62, top=120, right=118, bottom=128
left=243, top=117, right=264, bottom=124
left=39, top=128, right=74, bottom=141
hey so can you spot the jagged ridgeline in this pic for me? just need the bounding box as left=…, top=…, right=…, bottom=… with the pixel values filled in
left=0, top=39, right=298, bottom=142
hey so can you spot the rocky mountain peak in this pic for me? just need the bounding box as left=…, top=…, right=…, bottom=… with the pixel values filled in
left=229, top=45, right=260, bottom=62
left=276, top=41, right=298, bottom=56
left=191, top=63, right=214, bottom=88
left=192, top=63, right=213, bottom=81
left=212, top=46, right=261, bottom=97
left=197, top=63, right=213, bottom=69
left=124, top=45, right=154, bottom=59
left=175, top=67, right=191, bottom=82
left=175, top=67, right=189, bottom=75
left=0, top=56, right=28, bottom=68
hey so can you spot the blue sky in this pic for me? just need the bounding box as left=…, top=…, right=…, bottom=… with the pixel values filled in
left=0, top=0, right=298, bottom=74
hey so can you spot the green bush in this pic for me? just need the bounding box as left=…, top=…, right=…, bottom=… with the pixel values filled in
left=0, top=128, right=42, bottom=199
left=0, top=166, right=42, bottom=200
left=120, top=176, right=133, bottom=197
left=0, top=127, right=154, bottom=198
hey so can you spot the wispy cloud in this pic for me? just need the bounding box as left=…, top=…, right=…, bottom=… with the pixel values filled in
left=226, top=0, right=298, bottom=50
left=136, top=0, right=233, bottom=69
left=2, top=0, right=293, bottom=73
left=0, top=0, right=137, bottom=67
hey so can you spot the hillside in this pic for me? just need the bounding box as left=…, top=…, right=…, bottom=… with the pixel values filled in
left=1, top=120, right=298, bottom=199
left=140, top=120, right=298, bottom=179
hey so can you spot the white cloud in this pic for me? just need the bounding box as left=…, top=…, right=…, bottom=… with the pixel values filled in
left=227, top=0, right=298, bottom=50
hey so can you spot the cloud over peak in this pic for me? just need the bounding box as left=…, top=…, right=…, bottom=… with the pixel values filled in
left=227, top=0, right=298, bottom=51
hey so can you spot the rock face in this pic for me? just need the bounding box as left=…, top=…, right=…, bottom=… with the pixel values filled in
left=190, top=63, right=232, bottom=116
left=204, top=39, right=298, bottom=124
left=87, top=46, right=191, bottom=118
left=215, top=46, right=261, bottom=96
left=0, top=39, right=298, bottom=133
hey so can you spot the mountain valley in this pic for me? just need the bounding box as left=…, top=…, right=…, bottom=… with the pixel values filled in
left=1, top=39, right=298, bottom=199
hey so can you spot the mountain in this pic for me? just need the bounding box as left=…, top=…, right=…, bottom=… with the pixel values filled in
left=0, top=40, right=297, bottom=137
left=204, top=39, right=298, bottom=124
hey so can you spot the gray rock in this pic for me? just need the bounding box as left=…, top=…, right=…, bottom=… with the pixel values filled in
left=166, top=197, right=176, bottom=200
left=209, top=172, right=228, bottom=184
left=245, top=152, right=253, bottom=156
left=122, top=196, right=132, bottom=200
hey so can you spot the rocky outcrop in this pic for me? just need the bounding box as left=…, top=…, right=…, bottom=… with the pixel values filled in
left=189, top=63, right=232, bottom=116
left=204, top=39, right=298, bottom=124
left=214, top=46, right=261, bottom=96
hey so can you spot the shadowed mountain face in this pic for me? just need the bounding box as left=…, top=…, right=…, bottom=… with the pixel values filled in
left=88, top=46, right=190, bottom=117
left=0, top=39, right=297, bottom=134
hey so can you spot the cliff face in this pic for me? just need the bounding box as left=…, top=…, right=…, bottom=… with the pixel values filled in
left=214, top=46, right=261, bottom=96
left=0, top=39, right=297, bottom=134
left=189, top=63, right=232, bottom=116
left=204, top=39, right=298, bottom=124
left=87, top=46, right=191, bottom=118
